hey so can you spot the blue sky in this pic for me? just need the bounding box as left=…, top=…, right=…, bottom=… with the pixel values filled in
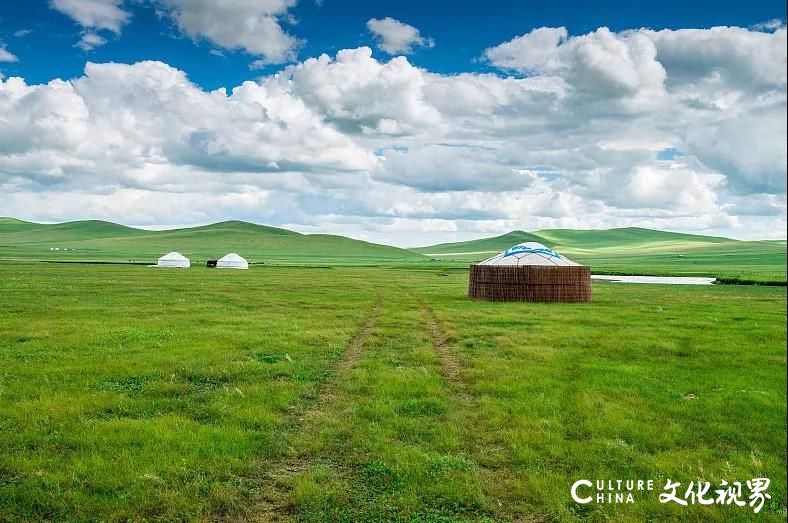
left=0, top=1, right=785, bottom=245
left=2, top=1, right=784, bottom=89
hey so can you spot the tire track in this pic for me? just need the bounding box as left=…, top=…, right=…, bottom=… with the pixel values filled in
left=419, top=299, right=467, bottom=394
left=419, top=299, right=521, bottom=521
left=238, top=296, right=381, bottom=522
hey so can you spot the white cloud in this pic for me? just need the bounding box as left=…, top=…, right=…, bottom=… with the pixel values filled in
left=13, top=29, right=33, bottom=38
left=485, top=26, right=667, bottom=105
left=0, top=45, right=18, bottom=62
left=367, top=17, right=434, bottom=55
left=51, top=0, right=130, bottom=33
left=0, top=60, right=376, bottom=193
left=50, top=0, right=302, bottom=60
left=620, top=161, right=725, bottom=212
left=751, top=18, right=785, bottom=32
left=683, top=103, right=787, bottom=194
left=555, top=28, right=667, bottom=101
left=483, top=27, right=567, bottom=72
left=647, top=26, right=787, bottom=90
left=377, top=145, right=535, bottom=192
left=155, top=0, right=300, bottom=64
left=50, top=0, right=130, bottom=50
left=76, top=31, right=107, bottom=51
left=2, top=24, right=786, bottom=242
left=279, top=47, right=441, bottom=135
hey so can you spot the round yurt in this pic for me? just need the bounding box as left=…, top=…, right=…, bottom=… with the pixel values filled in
left=157, top=252, right=190, bottom=268
left=468, top=242, right=591, bottom=302
left=216, top=253, right=248, bottom=269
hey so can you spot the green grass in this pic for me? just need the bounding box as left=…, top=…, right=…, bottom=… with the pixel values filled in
left=414, top=227, right=787, bottom=283
left=0, top=264, right=785, bottom=521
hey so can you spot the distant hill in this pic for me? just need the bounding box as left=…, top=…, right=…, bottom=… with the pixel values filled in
left=413, top=227, right=786, bottom=282
left=414, top=227, right=732, bottom=255
left=413, top=230, right=546, bottom=256
left=1, top=220, right=784, bottom=281
left=0, top=219, right=425, bottom=265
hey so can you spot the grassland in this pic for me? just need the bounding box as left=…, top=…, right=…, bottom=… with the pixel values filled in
left=415, top=228, right=787, bottom=284
left=1, top=263, right=785, bottom=521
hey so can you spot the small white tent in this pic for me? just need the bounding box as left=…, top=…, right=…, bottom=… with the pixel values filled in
left=157, top=252, right=190, bottom=268
left=217, top=252, right=248, bottom=269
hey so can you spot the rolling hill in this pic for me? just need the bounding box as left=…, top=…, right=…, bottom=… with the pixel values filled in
left=0, top=218, right=425, bottom=265
left=413, top=227, right=787, bottom=282
left=1, top=220, right=784, bottom=281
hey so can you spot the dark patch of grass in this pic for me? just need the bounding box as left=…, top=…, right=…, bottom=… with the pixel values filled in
left=252, top=352, right=286, bottom=364
left=186, top=373, right=229, bottom=392
left=95, top=375, right=151, bottom=396
left=716, top=276, right=787, bottom=286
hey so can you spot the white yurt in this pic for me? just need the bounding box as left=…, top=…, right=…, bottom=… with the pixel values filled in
left=216, top=252, right=248, bottom=269
left=157, top=252, right=190, bottom=268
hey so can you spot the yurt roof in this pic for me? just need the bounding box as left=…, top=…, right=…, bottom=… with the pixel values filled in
left=218, top=252, right=246, bottom=262
left=159, top=251, right=188, bottom=261
left=478, top=242, right=579, bottom=266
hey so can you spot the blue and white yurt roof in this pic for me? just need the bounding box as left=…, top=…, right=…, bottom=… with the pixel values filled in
left=478, top=242, right=579, bottom=266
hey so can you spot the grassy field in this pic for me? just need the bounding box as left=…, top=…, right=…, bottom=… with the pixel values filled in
left=415, top=228, right=787, bottom=284
left=0, top=263, right=785, bottom=521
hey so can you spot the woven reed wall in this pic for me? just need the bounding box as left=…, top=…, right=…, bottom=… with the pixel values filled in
left=468, top=264, right=592, bottom=302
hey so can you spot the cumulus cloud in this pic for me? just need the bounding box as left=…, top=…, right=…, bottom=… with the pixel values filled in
left=279, top=47, right=441, bottom=135
left=154, top=0, right=300, bottom=64
left=483, top=27, right=567, bottom=72
left=485, top=26, right=667, bottom=106
left=2, top=24, right=786, bottom=242
left=478, top=25, right=785, bottom=193
left=619, top=161, right=725, bottom=212
left=0, top=60, right=376, bottom=196
left=367, top=17, right=434, bottom=55
left=647, top=26, right=787, bottom=90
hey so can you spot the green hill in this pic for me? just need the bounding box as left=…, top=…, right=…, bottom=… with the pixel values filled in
left=414, top=227, right=786, bottom=283
left=412, top=230, right=545, bottom=256
left=0, top=219, right=425, bottom=265
left=1, top=220, right=784, bottom=281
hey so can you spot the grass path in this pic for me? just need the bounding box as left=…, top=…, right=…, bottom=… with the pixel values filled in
left=246, top=288, right=490, bottom=521
left=419, top=300, right=465, bottom=387
left=421, top=297, right=544, bottom=522
left=245, top=296, right=382, bottom=520
left=419, top=299, right=520, bottom=522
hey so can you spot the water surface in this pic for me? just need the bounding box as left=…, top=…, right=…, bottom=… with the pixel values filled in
left=592, top=275, right=716, bottom=285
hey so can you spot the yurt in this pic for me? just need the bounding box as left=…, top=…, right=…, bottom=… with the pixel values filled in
left=157, top=252, right=190, bottom=268
left=468, top=242, right=591, bottom=302
left=216, top=252, right=248, bottom=269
